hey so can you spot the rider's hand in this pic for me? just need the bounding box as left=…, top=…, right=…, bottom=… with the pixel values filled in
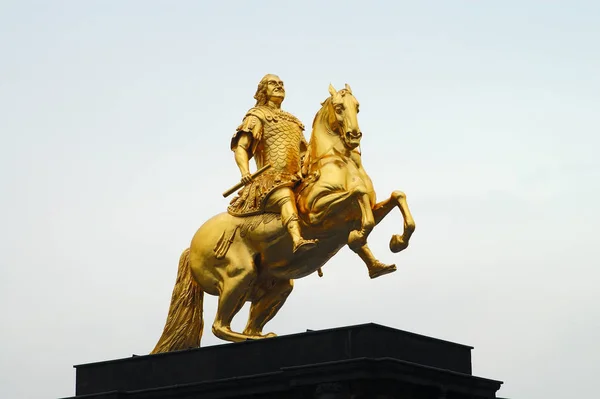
left=241, top=173, right=252, bottom=185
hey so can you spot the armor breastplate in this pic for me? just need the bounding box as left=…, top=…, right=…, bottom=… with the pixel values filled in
left=228, top=106, right=306, bottom=217
left=254, top=109, right=304, bottom=174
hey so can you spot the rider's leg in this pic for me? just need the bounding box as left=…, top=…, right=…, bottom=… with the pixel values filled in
left=266, top=187, right=318, bottom=252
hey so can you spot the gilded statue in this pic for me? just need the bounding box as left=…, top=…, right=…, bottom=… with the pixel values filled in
left=228, top=74, right=318, bottom=253
left=151, top=75, right=415, bottom=353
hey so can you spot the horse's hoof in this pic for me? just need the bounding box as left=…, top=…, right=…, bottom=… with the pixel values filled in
left=242, top=331, right=277, bottom=340
left=390, top=234, right=409, bottom=253
left=368, top=262, right=397, bottom=279
left=293, top=238, right=318, bottom=254
left=248, top=332, right=277, bottom=340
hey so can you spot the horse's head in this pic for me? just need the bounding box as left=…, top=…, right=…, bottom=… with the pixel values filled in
left=323, top=83, right=362, bottom=150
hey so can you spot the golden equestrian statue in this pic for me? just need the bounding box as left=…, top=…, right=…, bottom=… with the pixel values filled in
left=151, top=74, right=415, bottom=353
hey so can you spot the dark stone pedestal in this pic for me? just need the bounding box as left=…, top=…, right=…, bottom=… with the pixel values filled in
left=64, top=323, right=503, bottom=399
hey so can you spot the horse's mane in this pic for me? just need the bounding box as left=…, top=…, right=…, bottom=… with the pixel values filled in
left=312, top=97, right=333, bottom=131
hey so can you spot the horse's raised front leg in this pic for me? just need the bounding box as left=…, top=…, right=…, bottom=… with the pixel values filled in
left=372, top=190, right=416, bottom=253
left=354, top=244, right=397, bottom=279
left=348, top=192, right=396, bottom=279
left=347, top=193, right=375, bottom=249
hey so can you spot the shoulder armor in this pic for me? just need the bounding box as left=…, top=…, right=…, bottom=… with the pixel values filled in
left=247, top=106, right=304, bottom=130
left=244, top=107, right=269, bottom=122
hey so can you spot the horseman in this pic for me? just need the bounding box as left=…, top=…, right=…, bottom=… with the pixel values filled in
left=228, top=74, right=318, bottom=253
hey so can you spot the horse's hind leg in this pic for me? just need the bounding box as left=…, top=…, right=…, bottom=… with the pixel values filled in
left=211, top=249, right=258, bottom=343
left=244, top=278, right=294, bottom=337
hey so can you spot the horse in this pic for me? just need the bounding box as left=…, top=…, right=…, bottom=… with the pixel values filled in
left=150, top=83, right=415, bottom=354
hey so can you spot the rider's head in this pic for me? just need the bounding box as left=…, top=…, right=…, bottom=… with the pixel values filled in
left=254, top=74, right=285, bottom=106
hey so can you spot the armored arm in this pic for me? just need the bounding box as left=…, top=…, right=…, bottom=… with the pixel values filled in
left=231, top=113, right=263, bottom=183
left=234, top=133, right=252, bottom=182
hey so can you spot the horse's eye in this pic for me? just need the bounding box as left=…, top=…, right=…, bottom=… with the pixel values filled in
left=335, top=105, right=344, bottom=114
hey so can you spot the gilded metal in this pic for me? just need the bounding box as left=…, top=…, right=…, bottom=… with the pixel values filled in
left=222, top=164, right=271, bottom=198
left=151, top=76, right=415, bottom=354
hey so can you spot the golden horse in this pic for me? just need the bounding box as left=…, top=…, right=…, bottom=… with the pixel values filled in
left=151, top=84, right=415, bottom=353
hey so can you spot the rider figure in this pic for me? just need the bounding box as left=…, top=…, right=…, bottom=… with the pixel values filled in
left=228, top=74, right=318, bottom=253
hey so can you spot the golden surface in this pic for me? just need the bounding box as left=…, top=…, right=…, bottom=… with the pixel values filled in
left=151, top=75, right=415, bottom=353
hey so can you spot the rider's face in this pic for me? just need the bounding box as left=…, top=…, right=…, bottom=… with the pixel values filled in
left=265, top=75, right=285, bottom=102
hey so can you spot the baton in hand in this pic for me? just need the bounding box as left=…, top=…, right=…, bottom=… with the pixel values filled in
left=222, top=164, right=272, bottom=198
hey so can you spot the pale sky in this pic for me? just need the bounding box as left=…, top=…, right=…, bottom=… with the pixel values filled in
left=1, top=1, right=599, bottom=398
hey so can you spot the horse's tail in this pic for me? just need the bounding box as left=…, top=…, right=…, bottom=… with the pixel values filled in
left=151, top=248, right=204, bottom=354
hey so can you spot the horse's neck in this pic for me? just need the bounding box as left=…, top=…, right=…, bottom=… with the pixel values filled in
left=309, top=120, right=346, bottom=161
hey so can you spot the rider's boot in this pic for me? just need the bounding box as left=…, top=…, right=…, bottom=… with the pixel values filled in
left=286, top=216, right=318, bottom=253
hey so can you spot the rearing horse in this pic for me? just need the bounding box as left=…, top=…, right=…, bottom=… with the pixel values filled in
left=151, top=83, right=415, bottom=354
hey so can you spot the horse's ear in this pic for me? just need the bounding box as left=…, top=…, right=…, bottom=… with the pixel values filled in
left=345, top=83, right=352, bottom=94
left=328, top=83, right=337, bottom=97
